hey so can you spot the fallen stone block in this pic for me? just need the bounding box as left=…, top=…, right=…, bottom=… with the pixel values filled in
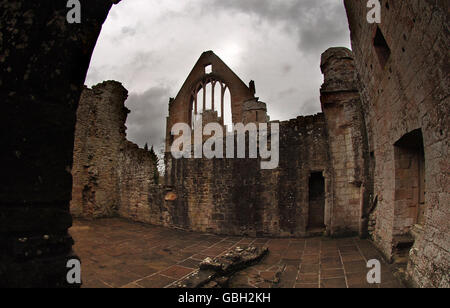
left=175, top=246, right=269, bottom=288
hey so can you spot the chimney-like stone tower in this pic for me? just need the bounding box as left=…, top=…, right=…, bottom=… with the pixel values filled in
left=320, top=47, right=370, bottom=238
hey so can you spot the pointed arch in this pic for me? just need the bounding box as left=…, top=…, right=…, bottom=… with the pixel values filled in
left=167, top=51, right=258, bottom=152
left=205, top=82, right=212, bottom=110
left=223, top=87, right=232, bottom=132
left=214, top=81, right=222, bottom=118
left=197, top=85, right=204, bottom=114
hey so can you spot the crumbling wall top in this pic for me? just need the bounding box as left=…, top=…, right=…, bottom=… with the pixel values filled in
left=90, top=80, right=129, bottom=98
left=320, top=47, right=357, bottom=93
left=243, top=98, right=267, bottom=112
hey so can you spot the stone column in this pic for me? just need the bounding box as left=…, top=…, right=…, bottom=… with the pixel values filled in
left=320, top=47, right=370, bottom=238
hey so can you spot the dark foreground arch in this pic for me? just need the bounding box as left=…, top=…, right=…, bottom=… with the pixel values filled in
left=0, top=0, right=120, bottom=288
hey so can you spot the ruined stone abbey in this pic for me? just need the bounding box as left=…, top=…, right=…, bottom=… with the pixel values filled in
left=1, top=1, right=448, bottom=288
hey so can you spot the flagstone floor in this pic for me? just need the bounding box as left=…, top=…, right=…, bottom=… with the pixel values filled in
left=70, top=218, right=404, bottom=288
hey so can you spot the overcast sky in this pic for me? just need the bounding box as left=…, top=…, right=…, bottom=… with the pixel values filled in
left=85, top=0, right=351, bottom=153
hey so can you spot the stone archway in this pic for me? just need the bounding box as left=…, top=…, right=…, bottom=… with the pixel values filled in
left=0, top=0, right=120, bottom=288
left=308, top=172, right=326, bottom=231
left=189, top=77, right=231, bottom=128
left=392, top=129, right=426, bottom=266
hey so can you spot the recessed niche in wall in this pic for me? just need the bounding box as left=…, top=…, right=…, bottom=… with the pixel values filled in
left=373, top=27, right=391, bottom=69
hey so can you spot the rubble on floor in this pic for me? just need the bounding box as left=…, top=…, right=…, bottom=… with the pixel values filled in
left=174, top=246, right=269, bottom=288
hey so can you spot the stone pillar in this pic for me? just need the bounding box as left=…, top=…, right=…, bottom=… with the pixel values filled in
left=320, top=47, right=370, bottom=238
left=71, top=81, right=129, bottom=219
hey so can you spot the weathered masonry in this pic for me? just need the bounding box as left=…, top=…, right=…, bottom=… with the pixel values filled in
left=0, top=0, right=448, bottom=288
left=344, top=1, right=449, bottom=287
left=72, top=50, right=367, bottom=240
left=70, top=81, right=161, bottom=221
left=161, top=50, right=368, bottom=238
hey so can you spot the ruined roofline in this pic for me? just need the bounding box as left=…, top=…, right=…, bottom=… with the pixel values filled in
left=87, top=80, right=129, bottom=98
left=320, top=47, right=354, bottom=70
left=320, top=47, right=358, bottom=94
left=81, top=80, right=158, bottom=154
left=275, top=112, right=325, bottom=125
left=171, top=50, right=253, bottom=104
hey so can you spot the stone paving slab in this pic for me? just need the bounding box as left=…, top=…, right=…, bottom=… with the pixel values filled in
left=70, top=218, right=404, bottom=288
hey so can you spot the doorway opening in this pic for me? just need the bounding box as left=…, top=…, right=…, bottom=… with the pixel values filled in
left=308, top=172, right=325, bottom=231
left=393, top=128, right=426, bottom=265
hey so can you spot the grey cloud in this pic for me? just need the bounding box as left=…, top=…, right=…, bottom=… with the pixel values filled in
left=199, top=0, right=349, bottom=118
left=278, top=87, right=297, bottom=98
left=121, top=26, right=137, bottom=36
left=124, top=86, right=171, bottom=152
left=299, top=96, right=321, bottom=115
left=203, top=0, right=349, bottom=55
left=282, top=64, right=293, bottom=74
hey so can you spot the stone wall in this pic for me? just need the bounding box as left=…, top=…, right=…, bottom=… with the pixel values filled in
left=320, top=48, right=371, bottom=237
left=72, top=50, right=372, bottom=240
left=344, top=0, right=449, bottom=287
left=71, top=81, right=161, bottom=222
left=158, top=49, right=376, bottom=238
left=164, top=114, right=331, bottom=237
left=71, top=81, right=129, bottom=218
left=117, top=141, right=164, bottom=225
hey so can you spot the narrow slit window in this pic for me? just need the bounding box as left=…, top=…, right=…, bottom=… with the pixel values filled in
left=373, top=27, right=391, bottom=69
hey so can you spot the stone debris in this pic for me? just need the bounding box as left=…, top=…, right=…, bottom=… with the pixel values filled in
left=175, top=246, right=269, bottom=288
